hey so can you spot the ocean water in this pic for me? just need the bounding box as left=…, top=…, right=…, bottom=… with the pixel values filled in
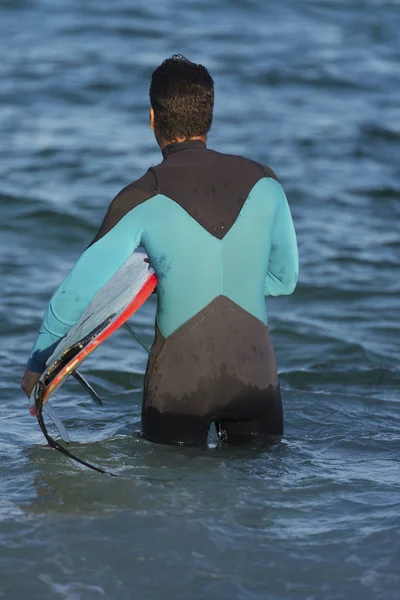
left=1, top=0, right=399, bottom=598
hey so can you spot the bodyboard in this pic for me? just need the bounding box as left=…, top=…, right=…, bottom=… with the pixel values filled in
left=30, top=251, right=157, bottom=416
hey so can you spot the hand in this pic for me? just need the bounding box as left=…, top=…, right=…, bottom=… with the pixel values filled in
left=143, top=257, right=157, bottom=294
left=21, top=369, right=42, bottom=399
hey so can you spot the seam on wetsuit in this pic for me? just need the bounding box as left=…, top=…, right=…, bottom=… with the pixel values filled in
left=47, top=300, right=77, bottom=331
left=176, top=307, right=216, bottom=337
left=228, top=306, right=269, bottom=330
left=148, top=167, right=160, bottom=193
left=219, top=241, right=223, bottom=295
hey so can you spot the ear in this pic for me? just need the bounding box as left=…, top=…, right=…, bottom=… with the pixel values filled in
left=149, top=107, right=156, bottom=131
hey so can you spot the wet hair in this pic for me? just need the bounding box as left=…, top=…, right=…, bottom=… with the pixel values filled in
left=150, top=54, right=214, bottom=141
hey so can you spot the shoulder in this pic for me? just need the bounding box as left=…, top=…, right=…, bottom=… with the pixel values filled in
left=245, top=157, right=279, bottom=182
left=89, top=170, right=157, bottom=245
left=110, top=170, right=157, bottom=214
left=208, top=149, right=279, bottom=182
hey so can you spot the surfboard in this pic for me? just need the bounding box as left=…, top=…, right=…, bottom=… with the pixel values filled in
left=30, top=251, right=157, bottom=417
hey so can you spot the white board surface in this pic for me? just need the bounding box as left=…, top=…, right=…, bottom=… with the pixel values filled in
left=46, top=251, right=154, bottom=367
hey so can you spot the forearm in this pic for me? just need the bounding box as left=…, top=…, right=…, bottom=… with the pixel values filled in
left=26, top=301, right=74, bottom=372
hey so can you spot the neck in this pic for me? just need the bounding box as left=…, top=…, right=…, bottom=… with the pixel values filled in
left=159, top=135, right=207, bottom=150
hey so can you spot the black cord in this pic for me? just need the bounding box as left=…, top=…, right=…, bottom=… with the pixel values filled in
left=34, top=381, right=117, bottom=477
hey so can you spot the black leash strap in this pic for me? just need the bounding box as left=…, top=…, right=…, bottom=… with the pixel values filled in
left=34, top=380, right=117, bottom=477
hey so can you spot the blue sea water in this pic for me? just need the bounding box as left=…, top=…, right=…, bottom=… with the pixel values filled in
left=0, top=0, right=399, bottom=599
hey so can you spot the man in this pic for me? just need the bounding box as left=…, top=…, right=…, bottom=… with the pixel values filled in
left=22, top=55, right=298, bottom=445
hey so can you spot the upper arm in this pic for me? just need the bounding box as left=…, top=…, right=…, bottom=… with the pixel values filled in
left=52, top=208, right=143, bottom=323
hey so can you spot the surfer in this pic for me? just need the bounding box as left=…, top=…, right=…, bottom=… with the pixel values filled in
left=22, top=55, right=298, bottom=445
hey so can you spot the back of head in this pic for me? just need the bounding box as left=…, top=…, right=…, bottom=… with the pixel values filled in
left=150, top=55, right=214, bottom=142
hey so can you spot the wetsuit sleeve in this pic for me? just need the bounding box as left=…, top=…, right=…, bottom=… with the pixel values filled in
left=265, top=184, right=299, bottom=296
left=27, top=202, right=143, bottom=373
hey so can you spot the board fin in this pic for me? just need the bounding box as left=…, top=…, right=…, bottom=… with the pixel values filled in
left=43, top=404, right=70, bottom=443
left=123, top=323, right=150, bottom=353
left=72, top=370, right=102, bottom=405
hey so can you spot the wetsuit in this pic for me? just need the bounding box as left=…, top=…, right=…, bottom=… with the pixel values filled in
left=28, top=140, right=298, bottom=444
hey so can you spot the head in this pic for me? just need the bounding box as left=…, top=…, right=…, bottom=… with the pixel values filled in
left=149, top=55, right=214, bottom=147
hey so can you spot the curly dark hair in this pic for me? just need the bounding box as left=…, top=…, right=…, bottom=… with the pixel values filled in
left=149, top=55, right=214, bottom=141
